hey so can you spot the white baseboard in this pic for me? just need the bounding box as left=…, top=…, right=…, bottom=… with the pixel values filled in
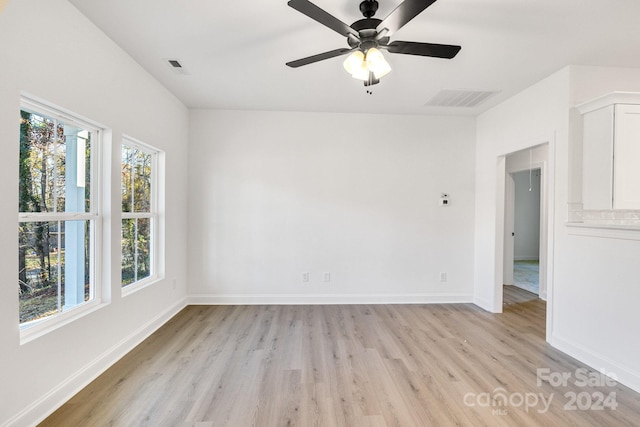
left=550, top=333, right=640, bottom=394
left=188, top=293, right=474, bottom=305
left=473, top=294, right=497, bottom=313
left=5, top=297, right=188, bottom=427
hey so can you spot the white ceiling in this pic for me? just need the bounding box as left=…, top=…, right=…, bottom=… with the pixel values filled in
left=68, top=0, right=640, bottom=116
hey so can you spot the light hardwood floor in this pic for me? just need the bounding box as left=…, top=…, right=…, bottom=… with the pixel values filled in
left=41, top=287, right=640, bottom=426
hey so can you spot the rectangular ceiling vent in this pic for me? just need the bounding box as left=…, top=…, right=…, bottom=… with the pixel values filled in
left=165, top=58, right=189, bottom=75
left=425, top=89, right=499, bottom=108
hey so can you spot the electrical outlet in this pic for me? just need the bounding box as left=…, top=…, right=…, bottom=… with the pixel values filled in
left=302, top=272, right=310, bottom=283
left=323, top=272, right=330, bottom=282
left=439, top=272, right=447, bottom=282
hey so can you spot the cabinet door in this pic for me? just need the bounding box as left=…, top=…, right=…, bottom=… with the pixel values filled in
left=583, top=106, right=614, bottom=210
left=614, top=104, right=640, bottom=209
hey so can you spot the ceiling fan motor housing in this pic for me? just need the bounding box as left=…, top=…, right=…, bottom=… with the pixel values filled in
left=348, top=19, right=387, bottom=51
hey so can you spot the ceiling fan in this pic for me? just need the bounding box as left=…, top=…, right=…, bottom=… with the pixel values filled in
left=286, top=0, right=461, bottom=86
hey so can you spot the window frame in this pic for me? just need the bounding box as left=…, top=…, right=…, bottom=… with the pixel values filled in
left=18, top=95, right=104, bottom=343
left=120, top=136, right=160, bottom=295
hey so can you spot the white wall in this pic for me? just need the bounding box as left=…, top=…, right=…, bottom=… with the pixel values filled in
left=0, top=1, right=189, bottom=425
left=188, top=110, right=476, bottom=304
left=474, top=68, right=568, bottom=312
left=513, top=169, right=541, bottom=261
left=550, top=65, right=640, bottom=392
left=476, top=64, right=640, bottom=394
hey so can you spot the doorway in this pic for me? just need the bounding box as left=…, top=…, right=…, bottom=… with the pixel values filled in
left=502, top=144, right=549, bottom=302
left=493, top=140, right=554, bottom=339
left=510, top=169, right=541, bottom=294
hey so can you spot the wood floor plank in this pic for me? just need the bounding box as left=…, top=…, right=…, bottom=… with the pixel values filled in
left=40, top=288, right=640, bottom=426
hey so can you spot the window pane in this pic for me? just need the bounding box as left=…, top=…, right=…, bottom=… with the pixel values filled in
left=122, top=218, right=152, bottom=287
left=136, top=217, right=151, bottom=281
left=19, top=110, right=92, bottom=214
left=122, top=218, right=136, bottom=285
left=121, top=145, right=133, bottom=212
left=18, top=220, right=92, bottom=324
left=122, top=145, right=152, bottom=213
left=133, top=150, right=152, bottom=213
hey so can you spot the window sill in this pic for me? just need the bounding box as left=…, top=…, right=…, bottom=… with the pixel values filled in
left=20, top=299, right=108, bottom=345
left=121, top=275, right=162, bottom=297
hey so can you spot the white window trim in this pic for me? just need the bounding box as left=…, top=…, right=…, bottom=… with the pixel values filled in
left=121, top=136, right=162, bottom=295
left=20, top=299, right=108, bottom=344
left=19, top=94, right=106, bottom=344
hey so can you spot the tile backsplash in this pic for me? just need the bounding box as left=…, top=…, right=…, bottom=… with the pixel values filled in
left=568, top=202, right=640, bottom=226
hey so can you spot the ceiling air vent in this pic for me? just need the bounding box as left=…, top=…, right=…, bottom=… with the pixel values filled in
left=425, top=89, right=499, bottom=108
left=165, top=58, right=189, bottom=75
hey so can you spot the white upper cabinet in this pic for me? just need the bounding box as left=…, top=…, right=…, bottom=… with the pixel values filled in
left=582, top=105, right=614, bottom=210
left=577, top=93, right=640, bottom=210
left=613, top=104, right=640, bottom=209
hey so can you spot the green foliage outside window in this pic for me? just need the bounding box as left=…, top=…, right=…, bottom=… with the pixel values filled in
left=121, top=144, right=153, bottom=286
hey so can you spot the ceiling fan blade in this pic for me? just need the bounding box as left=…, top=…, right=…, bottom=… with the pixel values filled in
left=386, top=41, right=461, bottom=58
left=288, top=0, right=359, bottom=38
left=376, top=0, right=437, bottom=38
left=286, top=48, right=355, bottom=68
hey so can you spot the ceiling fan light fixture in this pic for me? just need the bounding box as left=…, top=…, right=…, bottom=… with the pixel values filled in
left=344, top=48, right=391, bottom=82
left=365, top=47, right=391, bottom=79
left=343, top=51, right=364, bottom=73
left=343, top=51, right=369, bottom=81
left=351, top=63, right=370, bottom=81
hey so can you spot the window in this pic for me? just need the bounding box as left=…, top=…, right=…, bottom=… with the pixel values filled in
left=121, top=138, right=158, bottom=289
left=18, top=98, right=100, bottom=328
